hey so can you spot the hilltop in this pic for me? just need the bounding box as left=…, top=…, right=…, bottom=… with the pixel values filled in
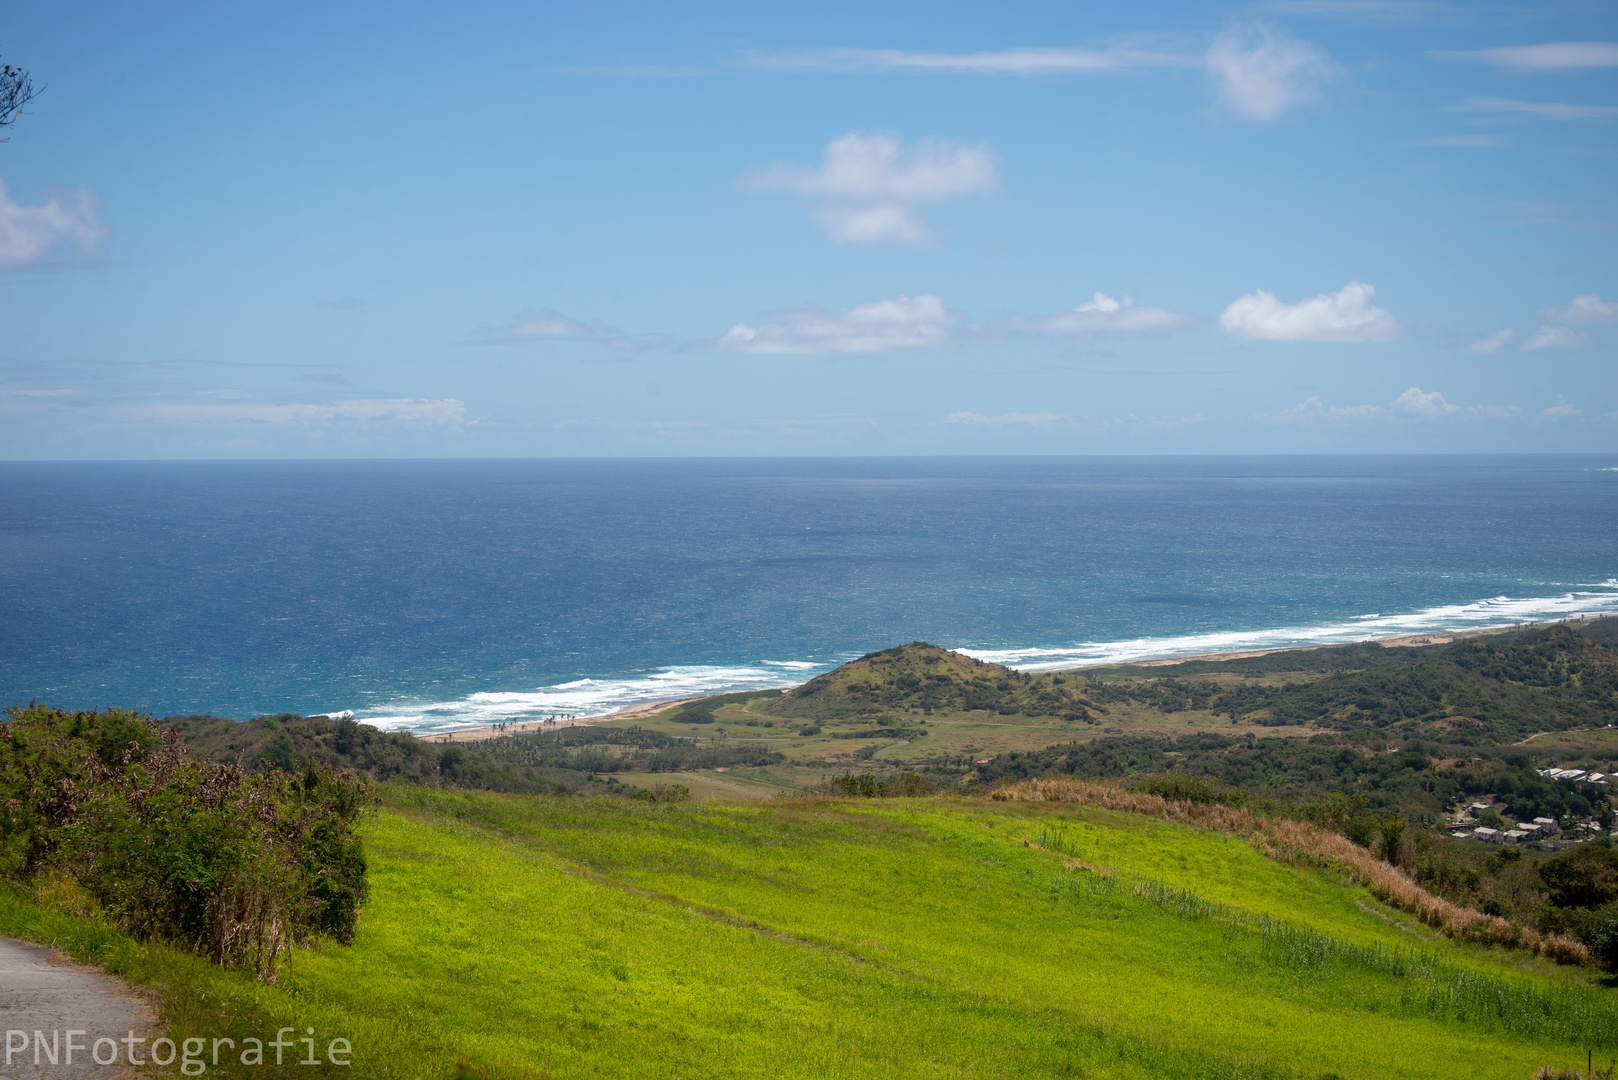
left=765, top=640, right=1101, bottom=721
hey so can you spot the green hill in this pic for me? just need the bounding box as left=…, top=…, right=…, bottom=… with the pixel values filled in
left=8, top=785, right=1613, bottom=1079
left=765, top=640, right=1100, bottom=721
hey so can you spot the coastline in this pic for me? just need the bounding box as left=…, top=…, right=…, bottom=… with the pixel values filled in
left=408, top=619, right=1595, bottom=744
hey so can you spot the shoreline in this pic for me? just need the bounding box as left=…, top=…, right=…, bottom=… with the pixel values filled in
left=408, top=617, right=1604, bottom=744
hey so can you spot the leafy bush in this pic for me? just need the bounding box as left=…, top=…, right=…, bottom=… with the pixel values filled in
left=829, top=772, right=934, bottom=798
left=1, top=705, right=375, bottom=979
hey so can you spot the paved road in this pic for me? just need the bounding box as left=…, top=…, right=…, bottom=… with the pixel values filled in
left=0, top=936, right=152, bottom=1080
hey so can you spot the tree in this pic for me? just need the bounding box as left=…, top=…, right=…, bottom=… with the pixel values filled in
left=1, top=56, right=41, bottom=138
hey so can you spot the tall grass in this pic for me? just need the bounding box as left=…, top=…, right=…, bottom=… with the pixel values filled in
left=1038, top=825, right=1618, bottom=1049
left=1007, top=776, right=1591, bottom=964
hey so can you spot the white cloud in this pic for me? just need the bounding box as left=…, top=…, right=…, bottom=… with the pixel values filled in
left=1540, top=397, right=1581, bottom=420
left=1205, top=22, right=1341, bottom=120
left=1465, top=328, right=1516, bottom=353
left=1219, top=281, right=1402, bottom=342
left=131, top=396, right=467, bottom=426
left=1273, top=387, right=1509, bottom=422
left=741, top=132, right=997, bottom=246
left=718, top=293, right=957, bottom=354
left=1391, top=386, right=1460, bottom=416
left=1524, top=325, right=1588, bottom=350
left=746, top=29, right=1340, bottom=121
left=1016, top=292, right=1197, bottom=336
left=745, top=46, right=1194, bottom=75
left=1542, top=293, right=1618, bottom=323
left=503, top=308, right=619, bottom=340
left=0, top=179, right=107, bottom=268
left=1435, top=42, right=1618, bottom=72
left=1412, top=134, right=1507, bottom=148
left=944, top=410, right=1070, bottom=427
left=1446, top=98, right=1618, bottom=120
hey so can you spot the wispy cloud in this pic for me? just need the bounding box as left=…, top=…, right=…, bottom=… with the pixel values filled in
left=1012, top=292, right=1197, bottom=336
left=1262, top=0, right=1448, bottom=20
left=1493, top=200, right=1618, bottom=231
left=1206, top=22, right=1342, bottom=120
left=501, top=308, right=622, bottom=340
left=317, top=295, right=365, bottom=311
left=556, top=65, right=709, bottom=78
left=944, top=410, right=1070, bottom=427
left=126, top=396, right=466, bottom=426
left=0, top=179, right=108, bottom=268
left=1542, top=293, right=1618, bottom=323
left=1524, top=325, right=1589, bottom=351
left=476, top=307, right=669, bottom=350
left=1, top=387, right=467, bottom=427
left=1220, top=281, right=1402, bottom=342
left=741, top=132, right=997, bottom=246
left=746, top=23, right=1338, bottom=121
left=1465, top=328, right=1516, bottom=353
left=1411, top=134, right=1507, bottom=147
left=1445, top=98, right=1618, bottom=120
left=1272, top=387, right=1516, bottom=422
left=717, top=293, right=957, bottom=354
left=742, top=45, right=1194, bottom=75
left=1434, top=42, right=1618, bottom=72
left=1541, top=397, right=1581, bottom=420
left=1390, top=386, right=1460, bottom=416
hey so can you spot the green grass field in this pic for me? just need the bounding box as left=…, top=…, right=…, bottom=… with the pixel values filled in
left=6, top=788, right=1614, bottom=1079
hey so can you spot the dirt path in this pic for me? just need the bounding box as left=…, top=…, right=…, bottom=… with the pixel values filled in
left=0, top=936, right=153, bottom=1079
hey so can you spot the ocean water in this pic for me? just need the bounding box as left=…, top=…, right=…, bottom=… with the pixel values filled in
left=2, top=456, right=1616, bottom=736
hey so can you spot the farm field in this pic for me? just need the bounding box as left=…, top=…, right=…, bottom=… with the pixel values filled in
left=12, top=786, right=1612, bottom=1080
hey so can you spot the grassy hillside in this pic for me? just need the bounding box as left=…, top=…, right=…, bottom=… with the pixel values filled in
left=8, top=788, right=1613, bottom=1079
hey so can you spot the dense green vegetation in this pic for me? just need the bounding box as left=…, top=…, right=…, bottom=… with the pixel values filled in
left=1083, top=622, right=1618, bottom=743
left=166, top=712, right=571, bottom=794
left=8, top=788, right=1613, bottom=1078
left=1, top=705, right=371, bottom=977
left=473, top=722, right=788, bottom=773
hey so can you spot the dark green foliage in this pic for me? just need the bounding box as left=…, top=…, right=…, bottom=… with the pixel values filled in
left=974, top=729, right=1613, bottom=825
left=828, top=771, right=935, bottom=797
left=1539, top=846, right=1618, bottom=910
left=768, top=642, right=1046, bottom=719
left=165, top=713, right=569, bottom=794
left=1088, top=622, right=1618, bottom=743
left=666, top=690, right=785, bottom=725
left=628, top=783, right=691, bottom=804
left=0, top=705, right=374, bottom=978
left=1586, top=906, right=1618, bottom=970
left=473, top=724, right=787, bottom=774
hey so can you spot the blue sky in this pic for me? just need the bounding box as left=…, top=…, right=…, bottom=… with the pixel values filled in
left=0, top=0, right=1614, bottom=458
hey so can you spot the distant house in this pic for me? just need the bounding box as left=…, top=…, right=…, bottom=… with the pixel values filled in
left=1533, top=817, right=1558, bottom=833
left=1588, top=772, right=1607, bottom=783
left=1520, top=823, right=1542, bottom=837
left=1473, top=827, right=1502, bottom=843
left=1503, top=829, right=1528, bottom=844
left=1449, top=830, right=1472, bottom=839
left=1469, top=802, right=1490, bottom=812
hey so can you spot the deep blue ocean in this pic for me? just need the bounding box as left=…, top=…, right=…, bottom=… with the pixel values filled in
left=3, top=456, right=1617, bottom=735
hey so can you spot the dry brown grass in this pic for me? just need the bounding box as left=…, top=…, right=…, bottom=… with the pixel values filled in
left=996, top=775, right=1592, bottom=966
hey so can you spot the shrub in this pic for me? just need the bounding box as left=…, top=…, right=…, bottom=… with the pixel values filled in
left=829, top=772, right=934, bottom=798
left=0, top=705, right=375, bottom=980
left=1585, top=905, right=1618, bottom=970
